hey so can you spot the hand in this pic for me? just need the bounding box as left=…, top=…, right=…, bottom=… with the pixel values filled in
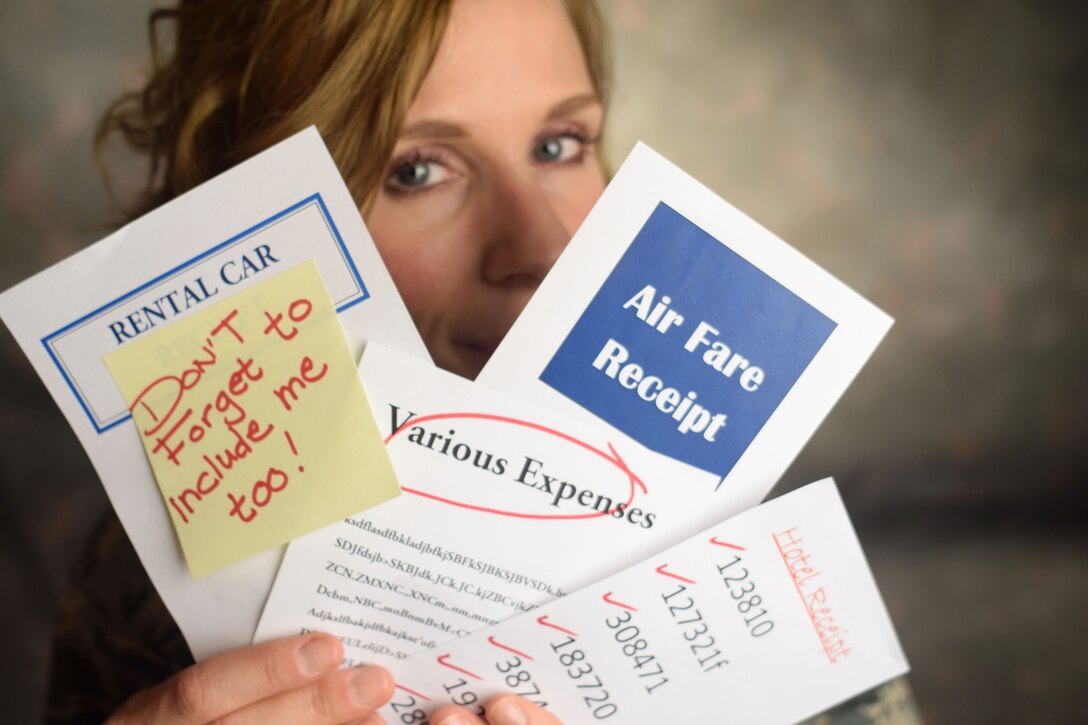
left=430, top=694, right=565, bottom=725
left=106, top=632, right=393, bottom=724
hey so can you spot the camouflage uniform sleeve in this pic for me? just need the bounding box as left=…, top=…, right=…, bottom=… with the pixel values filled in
left=45, top=512, right=194, bottom=724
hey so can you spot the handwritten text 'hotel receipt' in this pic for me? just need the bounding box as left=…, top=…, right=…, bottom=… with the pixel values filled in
left=378, top=479, right=908, bottom=725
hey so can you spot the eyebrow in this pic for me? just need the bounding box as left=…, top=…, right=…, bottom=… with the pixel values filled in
left=545, top=93, right=601, bottom=121
left=397, top=93, right=603, bottom=143
left=397, top=120, right=467, bottom=142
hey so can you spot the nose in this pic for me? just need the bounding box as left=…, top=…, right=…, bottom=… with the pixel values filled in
left=480, top=168, right=570, bottom=287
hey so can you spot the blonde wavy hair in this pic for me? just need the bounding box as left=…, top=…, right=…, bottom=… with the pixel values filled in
left=98, top=0, right=611, bottom=220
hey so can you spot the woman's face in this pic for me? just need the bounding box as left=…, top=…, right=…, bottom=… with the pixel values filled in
left=365, top=0, right=606, bottom=379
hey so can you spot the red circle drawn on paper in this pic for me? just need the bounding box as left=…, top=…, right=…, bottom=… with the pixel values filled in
left=384, top=412, right=647, bottom=521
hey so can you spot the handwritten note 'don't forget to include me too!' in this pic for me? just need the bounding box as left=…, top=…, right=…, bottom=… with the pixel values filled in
left=104, top=260, right=400, bottom=578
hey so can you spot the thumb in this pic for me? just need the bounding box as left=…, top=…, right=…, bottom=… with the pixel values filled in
left=486, top=694, right=565, bottom=725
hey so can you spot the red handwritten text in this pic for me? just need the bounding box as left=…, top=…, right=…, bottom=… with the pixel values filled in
left=130, top=298, right=329, bottom=526
left=773, top=527, right=849, bottom=664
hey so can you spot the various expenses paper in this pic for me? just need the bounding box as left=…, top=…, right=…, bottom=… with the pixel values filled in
left=256, top=343, right=735, bottom=663
left=379, top=479, right=908, bottom=724
left=253, top=336, right=897, bottom=676
left=104, top=261, right=400, bottom=578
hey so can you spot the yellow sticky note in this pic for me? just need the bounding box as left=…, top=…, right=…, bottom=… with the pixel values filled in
left=104, top=261, right=399, bottom=578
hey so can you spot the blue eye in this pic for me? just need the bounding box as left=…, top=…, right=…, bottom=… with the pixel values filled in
left=394, top=161, right=431, bottom=187
left=533, top=134, right=585, bottom=163
left=385, top=153, right=455, bottom=195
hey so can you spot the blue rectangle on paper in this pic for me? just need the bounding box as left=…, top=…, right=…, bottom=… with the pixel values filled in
left=41, top=193, right=366, bottom=434
left=540, top=203, right=836, bottom=480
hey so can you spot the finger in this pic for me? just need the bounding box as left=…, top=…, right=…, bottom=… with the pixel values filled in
left=430, top=704, right=488, bottom=724
left=109, top=632, right=344, bottom=724
left=486, top=694, right=565, bottom=725
left=341, top=713, right=386, bottom=725
left=216, top=665, right=393, bottom=725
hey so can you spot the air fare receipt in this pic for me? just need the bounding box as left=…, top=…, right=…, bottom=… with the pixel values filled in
left=378, top=479, right=908, bottom=724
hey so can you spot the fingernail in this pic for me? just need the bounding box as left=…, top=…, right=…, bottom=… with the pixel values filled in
left=488, top=696, right=529, bottom=725
left=297, top=636, right=341, bottom=674
left=350, top=665, right=393, bottom=707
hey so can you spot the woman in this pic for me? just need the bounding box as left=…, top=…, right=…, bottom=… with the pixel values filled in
left=54, top=0, right=609, bottom=723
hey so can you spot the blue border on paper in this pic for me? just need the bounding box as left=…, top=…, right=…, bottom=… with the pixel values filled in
left=41, top=193, right=368, bottom=434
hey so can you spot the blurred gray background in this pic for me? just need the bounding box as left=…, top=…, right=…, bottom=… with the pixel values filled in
left=1, top=0, right=1085, bottom=722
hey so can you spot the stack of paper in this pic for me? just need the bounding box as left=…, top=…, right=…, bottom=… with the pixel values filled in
left=0, top=128, right=905, bottom=723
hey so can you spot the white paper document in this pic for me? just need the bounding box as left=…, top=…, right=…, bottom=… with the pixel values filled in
left=256, top=343, right=744, bottom=664
left=0, top=128, right=428, bottom=660
left=378, top=479, right=908, bottom=724
left=479, top=142, right=892, bottom=514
